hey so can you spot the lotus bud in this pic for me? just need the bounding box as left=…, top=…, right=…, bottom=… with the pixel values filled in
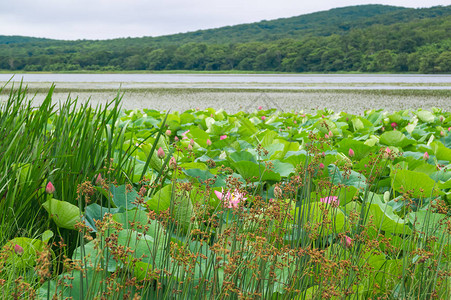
left=319, top=162, right=325, bottom=169
left=261, top=116, right=266, bottom=121
left=258, top=106, right=263, bottom=110
left=157, top=147, right=165, bottom=159
left=342, top=236, right=353, bottom=249
left=45, top=181, right=55, bottom=194
left=190, top=138, right=195, bottom=146
left=165, top=129, right=171, bottom=136
left=274, top=186, right=283, bottom=199
left=95, top=173, right=103, bottom=185
left=169, top=157, right=177, bottom=170
left=293, top=120, right=297, bottom=124
left=423, top=152, right=429, bottom=160
left=206, top=139, right=212, bottom=146
left=187, top=144, right=193, bottom=151
left=348, top=148, right=355, bottom=157
left=220, top=135, right=227, bottom=140
left=325, top=134, right=329, bottom=139
left=14, top=244, right=24, bottom=255
left=391, top=122, right=397, bottom=128
left=440, top=116, right=444, bottom=122
left=328, top=130, right=333, bottom=137
left=322, top=151, right=326, bottom=158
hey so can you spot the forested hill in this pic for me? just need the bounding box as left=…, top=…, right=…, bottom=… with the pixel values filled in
left=0, top=4, right=450, bottom=73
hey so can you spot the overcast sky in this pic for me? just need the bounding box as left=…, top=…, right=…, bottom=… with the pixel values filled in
left=1, top=0, right=449, bottom=40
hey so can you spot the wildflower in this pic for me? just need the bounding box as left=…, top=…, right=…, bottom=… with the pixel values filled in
left=274, top=186, right=283, bottom=198
left=261, top=116, right=266, bottom=121
left=45, top=182, right=55, bottom=194
left=206, top=139, right=212, bottom=146
left=165, top=129, right=171, bottom=136
left=319, top=162, right=325, bottom=169
left=214, top=188, right=246, bottom=208
left=157, top=147, right=165, bottom=159
left=169, top=157, right=177, bottom=169
left=320, top=196, right=339, bottom=206
left=391, top=122, right=398, bottom=128
left=342, top=235, right=353, bottom=248
left=220, top=135, right=227, bottom=140
left=348, top=148, right=355, bottom=157
left=95, top=173, right=103, bottom=185
left=258, top=106, right=263, bottom=110
left=423, top=152, right=429, bottom=160
left=14, top=244, right=24, bottom=255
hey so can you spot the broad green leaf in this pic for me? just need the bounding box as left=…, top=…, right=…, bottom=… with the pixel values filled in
left=328, top=164, right=368, bottom=191
left=42, top=198, right=81, bottom=230
left=368, top=198, right=411, bottom=234
left=391, top=169, right=442, bottom=198
left=379, top=131, right=415, bottom=148
left=415, top=110, right=435, bottom=123
left=109, top=184, right=144, bottom=210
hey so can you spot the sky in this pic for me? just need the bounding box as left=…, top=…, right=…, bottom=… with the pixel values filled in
left=1, top=0, right=450, bottom=40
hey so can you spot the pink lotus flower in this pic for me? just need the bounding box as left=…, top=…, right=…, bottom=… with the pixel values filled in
left=214, top=188, right=246, bottom=208
left=165, top=129, right=171, bottom=136
left=157, top=147, right=165, bottom=159
left=14, top=244, right=24, bottom=255
left=342, top=235, right=353, bottom=248
left=301, top=114, right=306, bottom=118
left=319, top=162, right=325, bottom=169
left=220, top=135, right=227, bottom=140
left=448, top=127, right=451, bottom=132
left=45, top=181, right=55, bottom=194
left=206, top=139, right=212, bottom=146
left=258, top=106, right=263, bottom=110
left=325, top=134, right=329, bottom=139
left=293, top=120, right=297, bottom=124
left=423, top=152, right=429, bottom=160
left=320, top=196, right=339, bottom=206
left=261, top=116, right=266, bottom=121
left=348, top=148, right=355, bottom=157
left=321, top=152, right=326, bottom=158
left=174, top=136, right=179, bottom=142
left=391, top=122, right=398, bottom=128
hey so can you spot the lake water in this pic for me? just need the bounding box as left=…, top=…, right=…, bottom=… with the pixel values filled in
left=1, top=73, right=451, bottom=90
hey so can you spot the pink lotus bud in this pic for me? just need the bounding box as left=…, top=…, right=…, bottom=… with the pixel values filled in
left=440, top=116, right=444, bottom=122
left=325, top=134, right=329, bottom=139
left=187, top=144, right=193, bottom=151
left=258, top=106, right=263, bottom=110
left=381, top=126, right=385, bottom=132
left=328, top=130, right=333, bottom=137
left=322, top=151, right=326, bottom=158
left=448, top=127, right=451, bottom=132
left=342, top=235, right=353, bottom=248
left=301, top=114, right=306, bottom=118
left=169, top=157, right=177, bottom=170
left=45, top=181, right=55, bottom=194
left=274, top=186, right=283, bottom=198
left=423, top=152, right=429, bottom=160
left=391, top=122, right=397, bottom=128
left=261, top=116, right=266, bottom=121
left=95, top=173, right=103, bottom=185
left=206, top=139, right=212, bottom=146
left=440, top=131, right=445, bottom=137
left=293, top=120, right=297, bottom=124
left=157, top=147, right=165, bottom=159
left=220, top=135, right=227, bottom=140
left=174, top=136, right=179, bottom=142
left=348, top=148, right=355, bottom=157
left=14, top=244, right=24, bottom=255
left=190, top=138, right=195, bottom=146
left=165, top=129, right=171, bottom=136
left=319, top=163, right=325, bottom=169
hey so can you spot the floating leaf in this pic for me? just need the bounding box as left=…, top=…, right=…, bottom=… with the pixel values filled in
left=42, top=198, right=81, bottom=230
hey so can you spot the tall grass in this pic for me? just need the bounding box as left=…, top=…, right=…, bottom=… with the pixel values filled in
left=0, top=85, right=449, bottom=299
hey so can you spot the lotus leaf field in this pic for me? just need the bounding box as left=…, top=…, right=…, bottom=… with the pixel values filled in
left=0, top=85, right=450, bottom=299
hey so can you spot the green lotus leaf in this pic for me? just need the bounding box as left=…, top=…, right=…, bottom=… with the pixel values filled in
left=42, top=198, right=81, bottom=230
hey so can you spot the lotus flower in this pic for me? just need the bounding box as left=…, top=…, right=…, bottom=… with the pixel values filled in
left=45, top=181, right=55, bottom=194
left=261, top=116, right=266, bottom=121
left=320, top=196, right=339, bottom=206
left=187, top=144, right=193, bottom=151
left=220, top=135, right=227, bottom=140
left=206, top=139, right=212, bottom=146
left=174, top=136, right=179, bottom=142
left=95, top=173, right=103, bottom=185
left=423, top=152, right=429, bottom=160
left=181, top=130, right=190, bottom=140
left=157, top=147, right=165, bottom=159
left=258, top=106, right=263, bottom=110
left=165, top=129, right=171, bottom=136
left=391, top=122, right=398, bottom=128
left=342, top=235, right=353, bottom=248
left=319, top=162, right=325, bottom=169
left=214, top=188, right=246, bottom=208
left=14, top=244, right=24, bottom=255
left=348, top=148, right=355, bottom=157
